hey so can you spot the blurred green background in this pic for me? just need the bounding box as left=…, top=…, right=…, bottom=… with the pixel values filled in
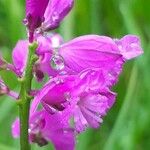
left=0, top=0, right=150, bottom=150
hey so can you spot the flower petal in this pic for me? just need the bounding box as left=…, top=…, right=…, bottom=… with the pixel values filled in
left=35, top=33, right=64, bottom=77
left=12, top=110, right=75, bottom=149
left=30, top=75, right=77, bottom=114
left=11, top=118, right=20, bottom=138
left=115, top=35, right=143, bottom=60
left=25, top=0, right=49, bottom=31
left=43, top=111, right=75, bottom=150
left=12, top=40, right=28, bottom=73
left=59, top=35, right=124, bottom=81
left=74, top=91, right=116, bottom=132
left=43, top=0, right=74, bottom=31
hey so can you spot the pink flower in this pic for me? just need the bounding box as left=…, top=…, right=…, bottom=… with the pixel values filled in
left=31, top=68, right=116, bottom=133
left=9, top=1, right=143, bottom=149
left=12, top=110, right=75, bottom=149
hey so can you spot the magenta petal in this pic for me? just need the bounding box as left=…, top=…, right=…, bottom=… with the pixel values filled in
left=74, top=106, right=88, bottom=132
left=101, top=91, right=116, bottom=108
left=79, top=68, right=112, bottom=91
left=74, top=93, right=111, bottom=132
left=42, top=112, right=75, bottom=150
left=43, top=0, right=74, bottom=31
left=29, top=110, right=75, bottom=149
left=36, top=33, right=64, bottom=77
left=73, top=91, right=116, bottom=132
left=12, top=118, right=20, bottom=138
left=36, top=35, right=53, bottom=54
left=35, top=35, right=54, bottom=77
left=30, top=67, right=75, bottom=115
left=25, top=0, right=49, bottom=31
left=12, top=40, right=28, bottom=73
left=12, top=110, right=75, bottom=149
left=115, top=35, right=143, bottom=60
left=59, top=35, right=124, bottom=79
left=12, top=34, right=63, bottom=77
left=36, top=33, right=63, bottom=54
left=30, top=75, right=77, bottom=114
left=30, top=80, right=56, bottom=114
left=50, top=129, right=75, bottom=150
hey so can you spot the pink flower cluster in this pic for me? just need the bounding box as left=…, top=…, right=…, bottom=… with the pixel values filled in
left=0, top=0, right=143, bottom=150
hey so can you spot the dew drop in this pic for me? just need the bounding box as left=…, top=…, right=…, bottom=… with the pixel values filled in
left=50, top=55, right=64, bottom=71
left=28, top=128, right=31, bottom=133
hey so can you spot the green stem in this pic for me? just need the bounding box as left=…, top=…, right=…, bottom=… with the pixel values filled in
left=18, top=42, right=38, bottom=150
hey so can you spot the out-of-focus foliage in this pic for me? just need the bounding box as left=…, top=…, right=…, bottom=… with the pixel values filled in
left=0, top=0, right=150, bottom=149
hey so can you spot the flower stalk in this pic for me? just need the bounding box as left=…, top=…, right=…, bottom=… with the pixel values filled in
left=18, top=42, right=38, bottom=150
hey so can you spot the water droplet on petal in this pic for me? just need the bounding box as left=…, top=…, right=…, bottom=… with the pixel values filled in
left=50, top=55, right=64, bottom=71
left=28, top=128, right=31, bottom=133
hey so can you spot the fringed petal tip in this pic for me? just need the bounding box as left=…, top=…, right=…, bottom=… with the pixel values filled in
left=73, top=91, right=116, bottom=133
